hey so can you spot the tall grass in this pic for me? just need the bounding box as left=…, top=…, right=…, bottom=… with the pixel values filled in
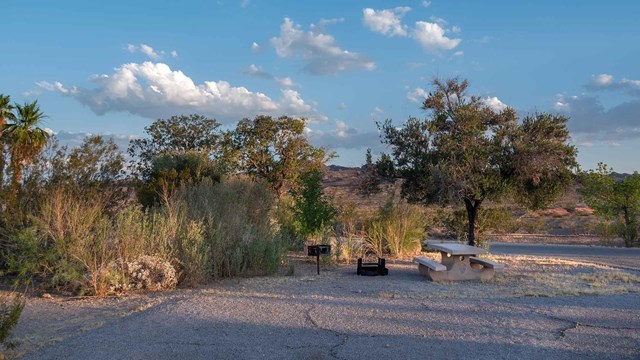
left=365, top=199, right=426, bottom=257
left=180, top=178, right=283, bottom=278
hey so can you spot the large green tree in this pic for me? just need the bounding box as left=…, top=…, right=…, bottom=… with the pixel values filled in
left=376, top=78, right=577, bottom=246
left=128, top=114, right=222, bottom=178
left=580, top=163, right=640, bottom=247
left=3, top=100, right=50, bottom=193
left=226, top=115, right=333, bottom=196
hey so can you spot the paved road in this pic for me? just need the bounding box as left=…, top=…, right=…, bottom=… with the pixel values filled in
left=491, top=242, right=640, bottom=258
left=12, top=247, right=640, bottom=359
left=20, top=291, right=640, bottom=360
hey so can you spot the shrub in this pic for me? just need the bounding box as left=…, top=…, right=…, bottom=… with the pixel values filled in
left=291, top=171, right=337, bottom=239
left=125, top=255, right=177, bottom=291
left=365, top=197, right=425, bottom=257
left=0, top=293, right=24, bottom=350
left=180, top=178, right=284, bottom=278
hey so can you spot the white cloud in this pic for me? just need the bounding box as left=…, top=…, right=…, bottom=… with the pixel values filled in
left=451, top=25, right=462, bottom=34
left=429, top=16, right=447, bottom=27
left=245, top=63, right=273, bottom=79
left=413, top=21, right=461, bottom=52
left=483, top=96, right=508, bottom=112
left=586, top=73, right=640, bottom=96
left=554, top=93, right=640, bottom=141
left=275, top=77, right=294, bottom=88
left=336, top=102, right=347, bottom=110
left=171, top=50, right=178, bottom=58
left=270, top=17, right=375, bottom=75
left=38, top=61, right=326, bottom=123
left=362, top=7, right=411, bottom=37
left=140, top=44, right=161, bottom=60
left=251, top=41, right=260, bottom=52
left=422, top=1, right=431, bottom=8
left=406, top=87, right=428, bottom=103
left=452, top=51, right=464, bottom=57
left=126, top=43, right=167, bottom=60
left=36, top=81, right=71, bottom=94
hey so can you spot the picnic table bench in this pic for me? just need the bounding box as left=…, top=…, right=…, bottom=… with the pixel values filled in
left=414, top=243, right=504, bottom=282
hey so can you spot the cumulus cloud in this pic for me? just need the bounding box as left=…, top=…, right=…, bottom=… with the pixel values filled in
left=362, top=8, right=461, bottom=53
left=251, top=41, right=260, bottom=52
left=245, top=64, right=273, bottom=79
left=585, top=73, right=640, bottom=96
left=362, top=7, right=411, bottom=37
left=126, top=43, right=177, bottom=60
left=275, top=77, right=294, bottom=88
left=406, top=87, right=429, bottom=103
left=37, top=61, right=326, bottom=123
left=413, top=21, right=461, bottom=52
left=483, top=96, right=508, bottom=112
left=306, top=120, right=380, bottom=149
left=270, top=17, right=375, bottom=75
left=554, top=94, right=640, bottom=141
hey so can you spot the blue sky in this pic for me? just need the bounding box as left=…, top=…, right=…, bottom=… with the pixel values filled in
left=2, top=0, right=639, bottom=171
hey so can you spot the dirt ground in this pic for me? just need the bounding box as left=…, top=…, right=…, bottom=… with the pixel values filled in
left=2, top=253, right=640, bottom=359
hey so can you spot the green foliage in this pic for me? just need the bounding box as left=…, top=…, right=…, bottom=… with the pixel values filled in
left=291, top=171, right=337, bottom=239
left=226, top=115, right=333, bottom=196
left=128, top=114, right=222, bottom=179
left=2, top=100, right=50, bottom=193
left=376, top=78, right=577, bottom=245
left=580, top=163, right=640, bottom=247
left=180, top=178, right=284, bottom=278
left=0, top=293, right=24, bottom=350
left=365, top=197, right=426, bottom=257
left=136, top=151, right=221, bottom=207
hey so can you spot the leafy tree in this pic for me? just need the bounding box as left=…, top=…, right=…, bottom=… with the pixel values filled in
left=3, top=101, right=50, bottom=193
left=226, top=115, right=333, bottom=196
left=0, top=94, right=16, bottom=185
left=376, top=78, right=577, bottom=246
left=292, top=170, right=337, bottom=238
left=137, top=151, right=221, bottom=207
left=49, top=135, right=125, bottom=189
left=128, top=114, right=222, bottom=178
left=580, top=163, right=640, bottom=247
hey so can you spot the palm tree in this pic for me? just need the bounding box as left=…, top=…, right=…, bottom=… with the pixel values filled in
left=3, top=100, right=50, bottom=192
left=0, top=94, right=16, bottom=185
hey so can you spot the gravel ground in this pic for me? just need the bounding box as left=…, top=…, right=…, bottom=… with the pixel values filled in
left=5, top=257, right=640, bottom=360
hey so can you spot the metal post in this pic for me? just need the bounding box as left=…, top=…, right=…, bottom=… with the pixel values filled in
left=316, top=253, right=320, bottom=275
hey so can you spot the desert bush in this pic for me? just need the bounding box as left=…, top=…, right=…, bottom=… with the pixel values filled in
left=0, top=293, right=24, bottom=350
left=180, top=178, right=284, bottom=278
left=365, top=197, right=425, bottom=257
left=124, top=255, right=177, bottom=291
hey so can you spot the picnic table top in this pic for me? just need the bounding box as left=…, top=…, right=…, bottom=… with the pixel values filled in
left=427, top=243, right=488, bottom=256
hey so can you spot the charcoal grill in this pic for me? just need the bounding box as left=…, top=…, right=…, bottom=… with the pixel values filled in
left=357, top=257, right=388, bottom=276
left=307, top=245, right=331, bottom=275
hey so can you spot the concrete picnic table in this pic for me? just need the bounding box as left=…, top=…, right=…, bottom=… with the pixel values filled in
left=414, top=243, right=504, bottom=282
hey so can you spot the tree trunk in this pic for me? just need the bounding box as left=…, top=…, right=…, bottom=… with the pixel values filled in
left=622, top=207, right=637, bottom=247
left=11, top=157, right=22, bottom=194
left=464, top=199, right=482, bottom=246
